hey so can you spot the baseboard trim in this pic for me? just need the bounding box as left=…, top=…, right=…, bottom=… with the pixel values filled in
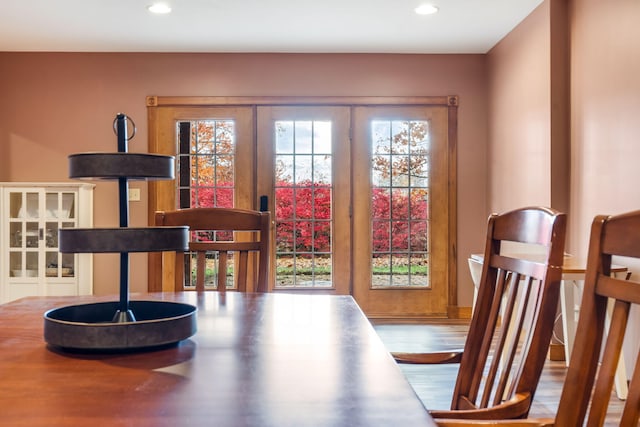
left=448, top=306, right=472, bottom=320
left=549, top=343, right=566, bottom=361
left=367, top=306, right=472, bottom=324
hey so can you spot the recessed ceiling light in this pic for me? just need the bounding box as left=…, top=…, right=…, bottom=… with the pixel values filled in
left=415, top=4, right=439, bottom=15
left=147, top=3, right=172, bottom=14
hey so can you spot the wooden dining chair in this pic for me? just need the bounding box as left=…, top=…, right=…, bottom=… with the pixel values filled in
left=155, top=207, right=271, bottom=292
left=393, top=206, right=567, bottom=420
left=436, top=209, right=640, bottom=426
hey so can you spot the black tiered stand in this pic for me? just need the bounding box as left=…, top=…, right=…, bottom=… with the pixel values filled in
left=43, top=114, right=197, bottom=351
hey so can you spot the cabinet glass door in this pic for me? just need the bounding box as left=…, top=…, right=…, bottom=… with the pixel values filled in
left=8, top=191, right=40, bottom=278
left=44, top=191, right=76, bottom=278
left=7, top=190, right=78, bottom=280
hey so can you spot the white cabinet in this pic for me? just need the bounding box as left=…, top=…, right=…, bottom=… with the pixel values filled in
left=1, top=183, right=94, bottom=303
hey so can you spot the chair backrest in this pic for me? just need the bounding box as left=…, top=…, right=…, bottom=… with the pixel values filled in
left=155, top=207, right=271, bottom=292
left=554, top=210, right=640, bottom=427
left=451, top=207, right=566, bottom=419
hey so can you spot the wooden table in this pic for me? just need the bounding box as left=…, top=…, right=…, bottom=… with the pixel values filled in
left=0, top=292, right=436, bottom=427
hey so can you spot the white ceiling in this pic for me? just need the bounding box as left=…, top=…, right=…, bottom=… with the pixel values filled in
left=0, top=0, right=543, bottom=54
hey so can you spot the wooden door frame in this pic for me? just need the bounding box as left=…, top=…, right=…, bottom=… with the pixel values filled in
left=146, top=95, right=458, bottom=317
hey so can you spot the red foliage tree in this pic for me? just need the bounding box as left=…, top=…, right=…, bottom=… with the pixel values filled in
left=275, top=181, right=427, bottom=254
left=371, top=188, right=428, bottom=254
left=192, top=183, right=234, bottom=208
left=275, top=181, right=331, bottom=254
left=192, top=184, right=428, bottom=256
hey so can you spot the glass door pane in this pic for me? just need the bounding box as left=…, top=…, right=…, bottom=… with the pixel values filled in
left=274, top=120, right=333, bottom=288
left=257, top=106, right=351, bottom=294
left=177, top=119, right=236, bottom=209
left=25, top=192, right=39, bottom=219
left=371, top=120, right=430, bottom=288
left=8, top=190, right=41, bottom=279
left=44, top=191, right=77, bottom=278
left=177, top=119, right=238, bottom=290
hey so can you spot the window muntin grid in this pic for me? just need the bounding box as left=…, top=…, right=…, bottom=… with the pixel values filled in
left=370, top=120, right=430, bottom=288
left=176, top=119, right=236, bottom=290
left=177, top=120, right=235, bottom=209
left=274, top=120, right=333, bottom=288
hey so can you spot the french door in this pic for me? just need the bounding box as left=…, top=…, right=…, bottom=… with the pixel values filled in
left=147, top=96, right=456, bottom=319
left=147, top=105, right=255, bottom=291
left=256, top=106, right=351, bottom=295
left=352, top=106, right=451, bottom=318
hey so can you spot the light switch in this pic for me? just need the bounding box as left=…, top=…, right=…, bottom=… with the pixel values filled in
left=129, top=188, right=141, bottom=201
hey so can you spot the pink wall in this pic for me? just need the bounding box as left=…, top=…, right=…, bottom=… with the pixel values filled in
left=569, top=0, right=640, bottom=258
left=486, top=2, right=552, bottom=213
left=569, top=0, right=640, bottom=368
left=487, top=0, right=640, bottom=363
left=0, top=53, right=487, bottom=304
left=487, top=0, right=640, bottom=260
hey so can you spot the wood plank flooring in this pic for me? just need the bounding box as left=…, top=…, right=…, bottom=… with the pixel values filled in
left=373, top=322, right=629, bottom=426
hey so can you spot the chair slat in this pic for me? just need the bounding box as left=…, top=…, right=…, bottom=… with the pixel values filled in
left=217, top=251, right=228, bottom=293
left=467, top=269, right=508, bottom=404
left=588, top=299, right=629, bottom=426
left=482, top=272, right=520, bottom=408
left=493, top=277, right=534, bottom=406
left=174, top=252, right=185, bottom=292
left=237, top=251, right=249, bottom=292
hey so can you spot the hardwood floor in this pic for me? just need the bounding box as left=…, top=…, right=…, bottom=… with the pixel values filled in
left=373, top=322, right=629, bottom=426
